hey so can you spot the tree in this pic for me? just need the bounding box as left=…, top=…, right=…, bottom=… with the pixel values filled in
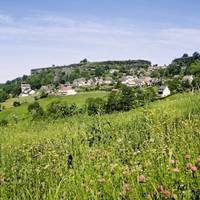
left=166, top=64, right=182, bottom=76
left=47, top=101, right=68, bottom=118
left=188, top=60, right=200, bottom=75
left=0, top=90, right=9, bottom=102
left=86, top=98, right=105, bottom=115
left=166, top=79, right=183, bottom=94
left=106, top=85, right=135, bottom=112
left=28, top=102, right=44, bottom=119
left=120, top=85, right=134, bottom=111
left=80, top=58, right=88, bottom=64
left=151, top=70, right=160, bottom=78
left=13, top=101, right=21, bottom=107
left=182, top=53, right=189, bottom=58
left=106, top=91, right=122, bottom=113
left=192, top=76, right=200, bottom=90
left=95, top=67, right=104, bottom=77
left=192, top=52, right=200, bottom=60
left=181, top=80, right=192, bottom=92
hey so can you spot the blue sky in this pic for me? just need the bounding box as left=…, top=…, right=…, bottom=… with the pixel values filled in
left=0, top=0, right=200, bottom=83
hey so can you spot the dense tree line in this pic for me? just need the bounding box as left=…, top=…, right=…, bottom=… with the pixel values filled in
left=27, top=85, right=156, bottom=120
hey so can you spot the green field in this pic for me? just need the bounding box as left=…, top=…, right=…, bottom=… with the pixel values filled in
left=0, top=91, right=108, bottom=120
left=1, top=92, right=200, bottom=199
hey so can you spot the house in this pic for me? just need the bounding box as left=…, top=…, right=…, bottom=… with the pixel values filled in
left=157, top=86, right=171, bottom=97
left=109, top=69, right=119, bottom=74
left=104, top=77, right=113, bottom=85
left=151, top=78, right=161, bottom=85
left=88, top=77, right=104, bottom=86
left=111, top=88, right=120, bottom=92
left=86, top=78, right=95, bottom=86
left=135, top=78, right=145, bottom=87
left=182, top=75, right=193, bottom=83
left=148, top=66, right=157, bottom=72
left=96, top=77, right=104, bottom=85
left=73, top=78, right=87, bottom=87
left=143, top=76, right=153, bottom=86
left=40, top=85, right=54, bottom=95
left=21, top=84, right=35, bottom=96
left=58, top=84, right=77, bottom=96
left=120, top=76, right=136, bottom=87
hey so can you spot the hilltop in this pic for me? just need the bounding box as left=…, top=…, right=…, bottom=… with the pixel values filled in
left=0, top=52, right=200, bottom=104
left=31, top=59, right=151, bottom=75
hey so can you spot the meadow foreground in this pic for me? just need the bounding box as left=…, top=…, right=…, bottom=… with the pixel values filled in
left=1, top=92, right=200, bottom=199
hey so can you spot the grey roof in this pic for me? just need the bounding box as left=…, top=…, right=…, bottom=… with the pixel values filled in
left=158, top=86, right=168, bottom=92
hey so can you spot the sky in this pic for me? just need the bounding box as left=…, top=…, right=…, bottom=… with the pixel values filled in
left=0, top=0, right=200, bottom=83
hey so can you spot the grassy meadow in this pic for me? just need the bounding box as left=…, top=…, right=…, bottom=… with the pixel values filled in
left=0, top=92, right=200, bottom=199
left=0, top=91, right=108, bottom=121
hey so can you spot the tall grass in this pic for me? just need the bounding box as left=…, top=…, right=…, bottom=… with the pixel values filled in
left=1, top=92, right=200, bottom=199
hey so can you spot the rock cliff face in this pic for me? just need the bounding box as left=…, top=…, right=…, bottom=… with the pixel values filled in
left=31, top=59, right=151, bottom=75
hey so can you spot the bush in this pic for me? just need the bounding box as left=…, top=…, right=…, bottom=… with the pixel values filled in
left=0, top=119, right=8, bottom=127
left=47, top=101, right=74, bottom=119
left=34, top=96, right=39, bottom=101
left=86, top=97, right=105, bottom=115
left=105, top=91, right=122, bottom=113
left=106, top=85, right=135, bottom=112
left=0, top=91, right=9, bottom=103
left=13, top=101, right=21, bottom=107
left=69, top=103, right=79, bottom=116
left=28, top=102, right=44, bottom=119
left=120, top=85, right=135, bottom=111
left=39, top=91, right=48, bottom=99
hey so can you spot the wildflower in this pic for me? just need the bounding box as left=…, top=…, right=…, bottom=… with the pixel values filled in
left=110, top=164, right=117, bottom=174
left=156, top=185, right=164, bottom=193
left=171, top=168, right=180, bottom=173
left=123, top=166, right=129, bottom=177
left=138, top=175, right=146, bottom=183
left=96, top=191, right=102, bottom=197
left=123, top=183, right=130, bottom=194
left=164, top=190, right=171, bottom=198
left=44, top=164, right=50, bottom=169
left=146, top=193, right=152, bottom=199
left=117, top=138, right=123, bottom=143
left=169, top=159, right=177, bottom=164
left=97, top=177, right=106, bottom=184
left=186, top=163, right=193, bottom=169
left=184, top=154, right=190, bottom=160
left=190, top=165, right=198, bottom=172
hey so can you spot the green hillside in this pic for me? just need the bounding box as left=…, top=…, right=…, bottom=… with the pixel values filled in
left=1, top=92, right=200, bottom=199
left=0, top=91, right=108, bottom=120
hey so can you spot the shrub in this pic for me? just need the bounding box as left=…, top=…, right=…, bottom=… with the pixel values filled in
left=34, top=96, right=39, bottom=101
left=28, top=102, right=44, bottom=119
left=0, top=119, right=8, bottom=127
left=106, top=85, right=135, bottom=112
left=0, top=91, right=9, bottom=103
left=69, top=103, right=79, bottom=116
left=86, top=97, right=105, bottom=115
left=13, top=101, right=21, bottom=107
left=105, top=91, right=122, bottom=113
left=47, top=101, right=71, bottom=119
left=40, top=91, right=48, bottom=99
left=120, top=85, right=135, bottom=111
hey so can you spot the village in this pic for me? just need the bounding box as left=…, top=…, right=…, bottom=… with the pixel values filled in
left=20, top=67, right=194, bottom=99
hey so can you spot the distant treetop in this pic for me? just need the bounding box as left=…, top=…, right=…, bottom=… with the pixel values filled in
left=80, top=58, right=88, bottom=64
